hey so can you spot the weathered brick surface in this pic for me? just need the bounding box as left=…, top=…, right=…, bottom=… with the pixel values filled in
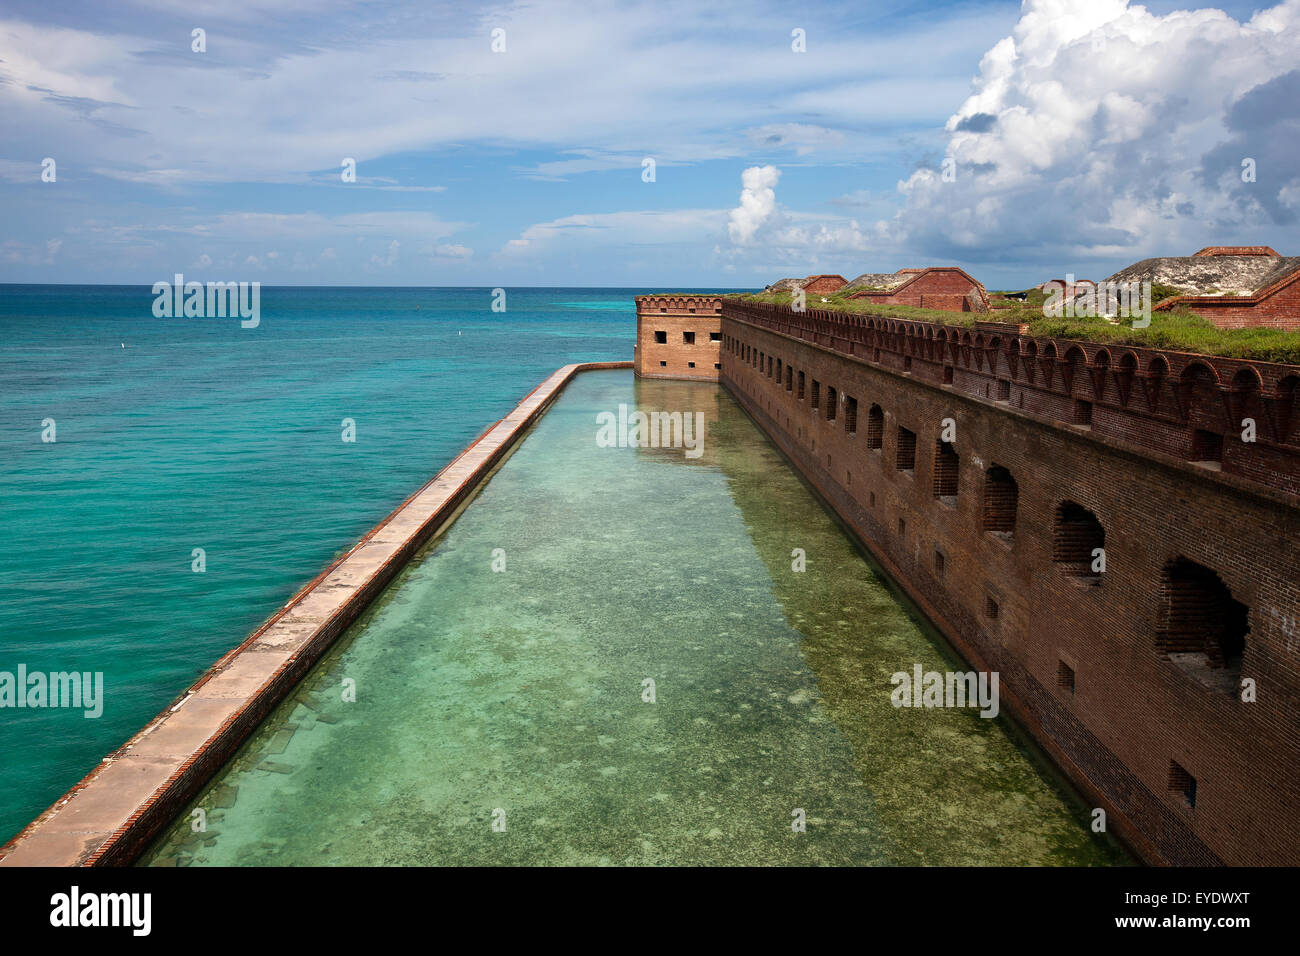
left=802, top=275, right=848, bottom=294
left=850, top=267, right=989, bottom=312
left=1158, top=272, right=1300, bottom=331
left=634, top=295, right=722, bottom=380
left=684, top=300, right=1300, bottom=866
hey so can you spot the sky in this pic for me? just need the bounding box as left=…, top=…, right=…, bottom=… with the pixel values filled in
left=1, top=0, right=1298, bottom=289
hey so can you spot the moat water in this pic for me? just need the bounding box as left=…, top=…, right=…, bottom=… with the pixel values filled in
left=140, top=370, right=1131, bottom=866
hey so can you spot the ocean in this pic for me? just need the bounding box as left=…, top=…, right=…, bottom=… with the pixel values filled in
left=0, top=284, right=732, bottom=842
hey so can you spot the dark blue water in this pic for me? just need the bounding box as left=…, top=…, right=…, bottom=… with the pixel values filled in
left=0, top=285, right=741, bottom=842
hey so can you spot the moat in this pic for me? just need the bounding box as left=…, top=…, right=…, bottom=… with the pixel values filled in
left=140, top=369, right=1129, bottom=866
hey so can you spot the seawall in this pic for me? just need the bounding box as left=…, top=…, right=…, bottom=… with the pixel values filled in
left=0, top=361, right=632, bottom=867
left=636, top=293, right=1300, bottom=866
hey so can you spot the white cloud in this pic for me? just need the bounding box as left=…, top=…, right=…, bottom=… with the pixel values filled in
left=500, top=208, right=724, bottom=255
left=433, top=244, right=473, bottom=259
left=893, top=0, right=1300, bottom=268
left=1, top=238, right=61, bottom=265
left=0, top=2, right=1010, bottom=185
left=369, top=239, right=400, bottom=267
left=728, top=165, right=780, bottom=244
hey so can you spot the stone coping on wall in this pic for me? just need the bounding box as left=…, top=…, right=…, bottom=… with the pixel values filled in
left=0, top=361, right=632, bottom=867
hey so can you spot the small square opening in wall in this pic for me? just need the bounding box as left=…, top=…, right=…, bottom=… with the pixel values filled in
left=1057, top=660, right=1075, bottom=693
left=1192, top=429, right=1224, bottom=463
left=654, top=330, right=667, bottom=344
left=714, top=363, right=721, bottom=370
left=659, top=361, right=667, bottom=368
left=683, top=331, right=696, bottom=345
left=688, top=362, right=696, bottom=368
left=710, top=331, right=721, bottom=341
left=984, top=595, right=999, bottom=620
left=1168, top=760, right=1197, bottom=809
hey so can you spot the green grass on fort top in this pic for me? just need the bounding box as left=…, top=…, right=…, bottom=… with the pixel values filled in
left=724, top=288, right=1300, bottom=366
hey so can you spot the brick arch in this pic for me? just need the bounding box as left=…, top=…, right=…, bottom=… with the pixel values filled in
left=1019, top=338, right=1038, bottom=383
left=982, top=464, right=1019, bottom=536
left=1063, top=344, right=1087, bottom=395
left=1225, top=367, right=1263, bottom=440
left=1156, top=557, right=1248, bottom=694
left=1114, top=350, right=1140, bottom=406
left=1230, top=366, right=1263, bottom=392
left=1277, top=374, right=1300, bottom=443
left=1178, top=360, right=1222, bottom=426
left=1180, top=359, right=1220, bottom=388
left=1147, top=354, right=1170, bottom=405
left=1053, top=500, right=1104, bottom=581
left=1090, top=348, right=1112, bottom=401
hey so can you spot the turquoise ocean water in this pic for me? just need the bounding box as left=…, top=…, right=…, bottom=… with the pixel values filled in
left=0, top=285, right=724, bottom=843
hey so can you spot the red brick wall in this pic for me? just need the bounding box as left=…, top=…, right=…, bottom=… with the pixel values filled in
left=853, top=269, right=986, bottom=313
left=719, top=301, right=1300, bottom=866
left=1166, top=277, right=1300, bottom=331
left=634, top=295, right=722, bottom=381
left=1194, top=246, right=1278, bottom=257
left=803, top=275, right=847, bottom=294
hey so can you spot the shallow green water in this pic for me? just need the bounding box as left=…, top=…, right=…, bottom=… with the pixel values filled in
left=140, top=370, right=1129, bottom=866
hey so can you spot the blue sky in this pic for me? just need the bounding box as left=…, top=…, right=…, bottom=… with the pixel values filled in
left=1, top=0, right=1297, bottom=288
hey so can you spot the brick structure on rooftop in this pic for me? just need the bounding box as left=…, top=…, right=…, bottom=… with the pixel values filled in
left=1194, top=246, right=1279, bottom=257
left=801, top=274, right=848, bottom=294
left=1110, top=246, right=1300, bottom=331
left=848, top=266, right=990, bottom=313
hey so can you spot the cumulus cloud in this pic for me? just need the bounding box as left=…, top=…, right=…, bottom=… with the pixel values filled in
left=728, top=165, right=781, bottom=244
left=369, top=239, right=400, bottom=268
left=433, top=243, right=473, bottom=259
left=717, top=165, right=880, bottom=275
left=893, top=0, right=1300, bottom=269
